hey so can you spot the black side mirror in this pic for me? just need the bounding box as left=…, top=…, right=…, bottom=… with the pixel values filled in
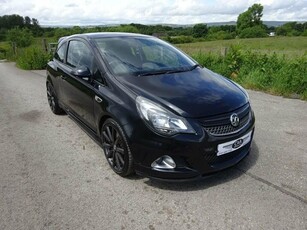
left=71, top=66, right=91, bottom=81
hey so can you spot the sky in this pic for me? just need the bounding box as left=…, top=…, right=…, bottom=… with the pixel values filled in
left=0, top=0, right=306, bottom=26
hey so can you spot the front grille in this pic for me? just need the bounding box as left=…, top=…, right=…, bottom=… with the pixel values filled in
left=204, top=112, right=250, bottom=136
left=203, top=143, right=251, bottom=165
left=199, top=103, right=251, bottom=136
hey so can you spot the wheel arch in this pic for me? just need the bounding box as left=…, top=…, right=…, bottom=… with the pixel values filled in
left=46, top=75, right=52, bottom=85
left=98, top=115, right=112, bottom=136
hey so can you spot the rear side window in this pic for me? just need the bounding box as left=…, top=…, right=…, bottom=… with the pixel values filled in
left=67, top=40, right=93, bottom=68
left=54, top=42, right=66, bottom=63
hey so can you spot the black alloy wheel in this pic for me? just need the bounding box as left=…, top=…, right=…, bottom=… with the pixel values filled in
left=47, top=83, right=64, bottom=115
left=101, top=118, right=134, bottom=176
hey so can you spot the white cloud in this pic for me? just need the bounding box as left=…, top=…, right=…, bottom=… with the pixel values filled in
left=0, top=0, right=306, bottom=25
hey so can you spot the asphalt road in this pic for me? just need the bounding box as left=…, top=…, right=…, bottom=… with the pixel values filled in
left=0, top=62, right=306, bottom=230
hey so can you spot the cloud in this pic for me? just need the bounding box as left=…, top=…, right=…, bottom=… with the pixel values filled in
left=65, top=3, right=78, bottom=8
left=0, top=0, right=306, bottom=25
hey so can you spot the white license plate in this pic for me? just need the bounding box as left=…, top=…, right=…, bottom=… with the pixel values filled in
left=217, top=131, right=252, bottom=156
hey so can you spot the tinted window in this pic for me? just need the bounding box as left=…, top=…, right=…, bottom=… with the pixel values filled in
left=67, top=40, right=93, bottom=68
left=94, top=37, right=195, bottom=76
left=54, top=42, right=66, bottom=63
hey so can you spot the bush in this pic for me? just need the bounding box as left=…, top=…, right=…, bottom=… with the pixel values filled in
left=302, top=30, right=307, bottom=36
left=7, top=27, right=33, bottom=47
left=16, top=47, right=51, bottom=70
left=191, top=46, right=307, bottom=100
left=107, top=25, right=139, bottom=33
left=207, top=31, right=236, bottom=41
left=0, top=42, right=10, bottom=59
left=239, top=26, right=267, bottom=38
left=0, top=51, right=5, bottom=59
left=191, top=52, right=228, bottom=75
left=192, top=24, right=208, bottom=38
left=166, top=35, right=194, bottom=44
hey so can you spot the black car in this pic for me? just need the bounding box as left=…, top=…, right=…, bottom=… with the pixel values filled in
left=46, top=32, right=255, bottom=181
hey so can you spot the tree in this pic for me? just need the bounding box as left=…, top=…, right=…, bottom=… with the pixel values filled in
left=7, top=27, right=33, bottom=47
left=30, top=18, right=43, bottom=36
left=71, top=26, right=83, bottom=34
left=275, top=22, right=305, bottom=36
left=0, top=14, right=24, bottom=29
left=237, top=4, right=263, bottom=32
left=237, top=4, right=266, bottom=37
left=24, top=16, right=31, bottom=27
left=31, top=18, right=39, bottom=26
left=192, top=23, right=208, bottom=38
left=108, top=25, right=139, bottom=33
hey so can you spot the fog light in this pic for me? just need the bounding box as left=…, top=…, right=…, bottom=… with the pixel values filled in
left=151, top=155, right=176, bottom=169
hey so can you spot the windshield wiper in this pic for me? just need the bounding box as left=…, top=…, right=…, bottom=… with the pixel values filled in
left=138, top=65, right=200, bottom=77
left=189, top=64, right=201, bottom=70
left=137, top=69, right=176, bottom=77
left=137, top=64, right=201, bottom=77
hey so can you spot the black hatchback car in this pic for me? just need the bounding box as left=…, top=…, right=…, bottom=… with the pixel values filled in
left=46, top=32, right=255, bottom=180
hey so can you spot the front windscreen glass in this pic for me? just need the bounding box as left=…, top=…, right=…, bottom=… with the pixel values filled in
left=93, top=36, right=196, bottom=76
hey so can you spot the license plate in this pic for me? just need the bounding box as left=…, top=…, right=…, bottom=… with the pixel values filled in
left=217, top=131, right=252, bottom=156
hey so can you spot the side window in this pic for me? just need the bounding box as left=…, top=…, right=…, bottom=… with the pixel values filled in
left=67, top=40, right=93, bottom=69
left=54, top=42, right=66, bottom=63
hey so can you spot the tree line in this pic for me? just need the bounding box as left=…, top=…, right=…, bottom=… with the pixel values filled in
left=0, top=14, right=42, bottom=39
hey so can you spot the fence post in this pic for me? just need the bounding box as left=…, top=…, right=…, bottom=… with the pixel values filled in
left=221, top=47, right=228, bottom=56
left=12, top=42, right=17, bottom=56
left=42, top=38, right=48, bottom=52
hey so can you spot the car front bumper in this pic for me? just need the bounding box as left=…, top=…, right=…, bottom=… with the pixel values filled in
left=126, top=110, right=255, bottom=181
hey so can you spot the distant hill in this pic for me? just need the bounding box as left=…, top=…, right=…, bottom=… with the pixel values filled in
left=41, top=21, right=305, bottom=28
left=202, top=21, right=304, bottom=27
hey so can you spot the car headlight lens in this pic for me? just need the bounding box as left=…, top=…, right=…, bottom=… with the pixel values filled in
left=136, top=96, right=195, bottom=135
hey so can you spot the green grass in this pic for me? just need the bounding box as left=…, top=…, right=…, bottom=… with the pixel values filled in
left=177, top=37, right=307, bottom=58
left=177, top=38, right=307, bottom=100
left=0, top=41, right=11, bottom=59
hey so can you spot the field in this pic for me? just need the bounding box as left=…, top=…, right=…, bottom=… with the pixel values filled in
left=177, top=36, right=307, bottom=58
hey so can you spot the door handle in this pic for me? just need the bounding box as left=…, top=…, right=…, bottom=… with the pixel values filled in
left=95, top=96, right=103, bottom=103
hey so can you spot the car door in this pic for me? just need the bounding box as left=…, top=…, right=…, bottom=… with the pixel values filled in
left=60, top=39, right=96, bottom=130
left=49, top=41, right=67, bottom=102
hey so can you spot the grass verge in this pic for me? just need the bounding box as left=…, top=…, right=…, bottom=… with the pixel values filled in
left=191, top=45, right=307, bottom=100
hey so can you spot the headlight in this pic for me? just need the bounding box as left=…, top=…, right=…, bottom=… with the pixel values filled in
left=136, top=96, right=195, bottom=136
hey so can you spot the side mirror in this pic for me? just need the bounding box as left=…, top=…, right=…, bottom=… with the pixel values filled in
left=71, top=66, right=91, bottom=81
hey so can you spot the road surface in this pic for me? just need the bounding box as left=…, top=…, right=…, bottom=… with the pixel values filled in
left=0, top=62, right=306, bottom=229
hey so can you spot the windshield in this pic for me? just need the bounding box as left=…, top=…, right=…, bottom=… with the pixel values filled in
left=93, top=36, right=196, bottom=76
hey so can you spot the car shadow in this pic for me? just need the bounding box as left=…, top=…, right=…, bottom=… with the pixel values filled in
left=141, top=140, right=259, bottom=191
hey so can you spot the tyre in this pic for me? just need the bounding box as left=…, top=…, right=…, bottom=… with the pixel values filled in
left=46, top=83, right=64, bottom=115
left=101, top=118, right=134, bottom=177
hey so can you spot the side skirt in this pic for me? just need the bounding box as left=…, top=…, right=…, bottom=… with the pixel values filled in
left=66, top=110, right=103, bottom=148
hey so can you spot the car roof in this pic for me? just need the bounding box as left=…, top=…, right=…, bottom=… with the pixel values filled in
left=61, top=32, right=151, bottom=41
left=57, top=32, right=155, bottom=49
